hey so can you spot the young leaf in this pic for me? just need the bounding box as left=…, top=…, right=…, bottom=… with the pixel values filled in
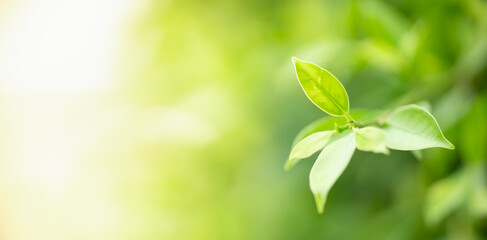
left=286, top=131, right=335, bottom=170
left=292, top=57, right=350, bottom=117
left=353, top=127, right=389, bottom=154
left=383, top=105, right=454, bottom=150
left=310, top=131, right=355, bottom=213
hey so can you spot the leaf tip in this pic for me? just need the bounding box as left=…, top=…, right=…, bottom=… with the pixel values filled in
left=284, top=158, right=294, bottom=171
left=442, top=138, right=455, bottom=150
left=291, top=57, right=302, bottom=68
left=447, top=142, right=455, bottom=150
left=314, top=193, right=325, bottom=214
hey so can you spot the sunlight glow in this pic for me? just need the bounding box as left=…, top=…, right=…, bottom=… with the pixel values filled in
left=0, top=0, right=136, bottom=94
left=0, top=0, right=140, bottom=239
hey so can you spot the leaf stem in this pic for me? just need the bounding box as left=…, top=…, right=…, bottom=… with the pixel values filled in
left=335, top=123, right=350, bottom=132
left=344, top=112, right=360, bottom=127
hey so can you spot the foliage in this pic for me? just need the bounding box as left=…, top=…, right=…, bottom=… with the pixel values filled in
left=288, top=58, right=454, bottom=213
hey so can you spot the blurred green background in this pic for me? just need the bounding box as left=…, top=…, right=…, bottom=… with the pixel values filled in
left=126, top=0, right=487, bottom=239
left=1, top=0, right=487, bottom=239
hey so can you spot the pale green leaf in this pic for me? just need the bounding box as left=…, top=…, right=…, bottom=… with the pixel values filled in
left=353, top=127, right=389, bottom=154
left=285, top=131, right=335, bottom=170
left=383, top=104, right=454, bottom=150
left=310, top=131, right=356, bottom=213
left=292, top=57, right=350, bottom=116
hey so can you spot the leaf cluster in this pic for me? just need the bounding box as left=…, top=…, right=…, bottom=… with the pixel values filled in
left=288, top=57, right=454, bottom=213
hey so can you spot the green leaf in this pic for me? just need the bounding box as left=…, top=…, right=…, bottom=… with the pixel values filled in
left=292, top=57, right=350, bottom=117
left=383, top=104, right=454, bottom=150
left=310, top=131, right=356, bottom=213
left=286, top=131, right=335, bottom=170
left=353, top=127, right=389, bottom=154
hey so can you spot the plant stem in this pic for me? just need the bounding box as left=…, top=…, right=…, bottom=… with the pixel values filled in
left=344, top=112, right=359, bottom=126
